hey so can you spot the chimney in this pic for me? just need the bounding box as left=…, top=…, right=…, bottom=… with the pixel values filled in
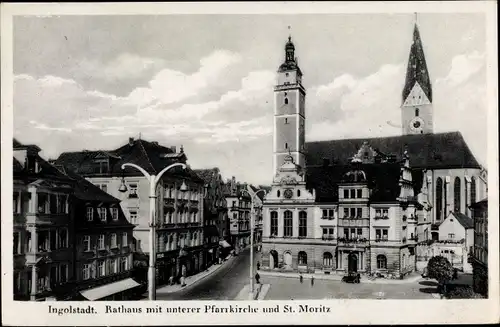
left=128, top=137, right=134, bottom=146
left=322, top=158, right=330, bottom=167
left=170, top=146, right=177, bottom=153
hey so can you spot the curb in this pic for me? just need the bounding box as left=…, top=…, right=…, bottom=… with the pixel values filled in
left=259, top=270, right=423, bottom=284
left=155, top=255, right=235, bottom=295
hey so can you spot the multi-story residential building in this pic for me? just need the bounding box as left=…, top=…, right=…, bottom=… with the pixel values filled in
left=262, top=22, right=487, bottom=278
left=194, top=168, right=229, bottom=266
left=224, top=177, right=251, bottom=252
left=58, top=169, right=139, bottom=301
left=471, top=199, right=488, bottom=297
left=13, top=139, right=75, bottom=301
left=54, top=137, right=205, bottom=287
left=247, top=185, right=269, bottom=247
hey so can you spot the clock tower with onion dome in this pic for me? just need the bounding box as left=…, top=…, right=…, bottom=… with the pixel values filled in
left=401, top=22, right=434, bottom=135
left=273, top=35, right=307, bottom=174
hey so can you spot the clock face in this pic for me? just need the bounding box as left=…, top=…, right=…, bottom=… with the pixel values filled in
left=284, top=189, right=293, bottom=199
left=410, top=117, right=424, bottom=132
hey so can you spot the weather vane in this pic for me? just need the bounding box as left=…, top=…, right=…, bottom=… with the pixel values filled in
left=288, top=25, right=291, bottom=40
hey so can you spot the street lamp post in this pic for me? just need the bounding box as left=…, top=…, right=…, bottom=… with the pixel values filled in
left=119, top=162, right=187, bottom=301
left=241, top=188, right=267, bottom=300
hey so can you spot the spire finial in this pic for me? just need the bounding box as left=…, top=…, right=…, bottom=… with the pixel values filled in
left=288, top=25, right=291, bottom=41
left=414, top=12, right=418, bottom=25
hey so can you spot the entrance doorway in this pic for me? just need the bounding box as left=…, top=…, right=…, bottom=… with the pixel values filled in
left=348, top=252, right=358, bottom=273
left=269, top=250, right=279, bottom=269
left=283, top=252, right=292, bottom=268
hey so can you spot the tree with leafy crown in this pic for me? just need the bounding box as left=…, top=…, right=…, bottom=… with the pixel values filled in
left=427, top=255, right=454, bottom=285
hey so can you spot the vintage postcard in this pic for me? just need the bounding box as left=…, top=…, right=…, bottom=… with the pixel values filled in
left=1, top=1, right=498, bottom=325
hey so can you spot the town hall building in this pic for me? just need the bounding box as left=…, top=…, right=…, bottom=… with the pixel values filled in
left=262, top=22, right=487, bottom=277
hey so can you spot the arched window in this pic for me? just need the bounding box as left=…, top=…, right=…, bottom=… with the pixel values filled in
left=415, top=108, right=419, bottom=117
left=298, top=251, right=307, bottom=265
left=284, top=98, right=288, bottom=105
left=270, top=211, right=278, bottom=237
left=277, top=190, right=281, bottom=198
left=471, top=177, right=477, bottom=204
left=285, top=118, right=288, bottom=124
left=402, top=254, right=407, bottom=268
left=283, top=211, right=293, bottom=237
left=323, top=252, right=333, bottom=267
left=298, top=211, right=307, bottom=237
left=454, top=177, right=461, bottom=212
left=436, top=177, right=443, bottom=220
left=377, top=255, right=387, bottom=269
left=297, top=190, right=301, bottom=197
left=285, top=142, right=288, bottom=149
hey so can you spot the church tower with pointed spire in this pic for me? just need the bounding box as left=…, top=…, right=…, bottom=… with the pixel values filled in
left=401, top=21, right=434, bottom=135
left=273, top=35, right=307, bottom=174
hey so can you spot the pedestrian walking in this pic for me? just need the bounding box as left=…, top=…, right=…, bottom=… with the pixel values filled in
left=257, top=261, right=261, bottom=270
left=255, top=272, right=261, bottom=284
left=311, top=276, right=314, bottom=286
left=299, top=273, right=303, bottom=283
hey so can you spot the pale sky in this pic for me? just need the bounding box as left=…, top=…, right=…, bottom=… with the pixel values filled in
left=13, top=13, right=488, bottom=185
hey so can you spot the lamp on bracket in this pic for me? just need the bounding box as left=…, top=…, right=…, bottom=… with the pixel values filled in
left=118, top=170, right=128, bottom=193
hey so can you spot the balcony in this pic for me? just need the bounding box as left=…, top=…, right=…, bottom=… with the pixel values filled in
left=339, top=218, right=369, bottom=227
left=321, top=216, right=335, bottom=220
left=337, top=237, right=368, bottom=247
left=373, top=237, right=389, bottom=243
left=373, top=215, right=389, bottom=220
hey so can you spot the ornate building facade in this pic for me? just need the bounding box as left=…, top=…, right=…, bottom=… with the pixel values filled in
left=262, top=22, right=487, bottom=278
left=13, top=139, right=74, bottom=301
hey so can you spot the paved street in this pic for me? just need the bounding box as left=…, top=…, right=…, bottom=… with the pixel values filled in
left=262, top=275, right=438, bottom=300
left=156, top=247, right=258, bottom=300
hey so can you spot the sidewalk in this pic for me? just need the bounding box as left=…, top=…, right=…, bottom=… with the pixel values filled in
left=154, top=255, right=234, bottom=296
left=259, top=270, right=424, bottom=284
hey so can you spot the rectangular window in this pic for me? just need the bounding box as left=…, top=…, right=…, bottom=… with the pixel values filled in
left=97, top=261, right=105, bottom=277
left=357, top=228, right=362, bottom=236
left=344, top=228, right=349, bottom=238
left=99, top=207, right=107, bottom=221
left=129, top=210, right=138, bottom=224
left=13, top=232, right=20, bottom=254
left=128, top=183, right=138, bottom=198
left=83, top=264, right=91, bottom=280
left=83, top=235, right=91, bottom=251
left=343, top=208, right=349, bottom=218
left=350, top=228, right=356, bottom=239
left=322, top=209, right=328, bottom=218
left=101, top=184, right=108, bottom=193
left=322, top=228, right=327, bottom=236
left=329, top=228, right=334, bottom=235
left=59, top=264, right=67, bottom=283
left=283, top=212, right=293, bottom=237
left=98, top=234, right=105, bottom=250
left=328, top=209, right=334, bottom=218
left=111, top=233, right=117, bottom=248
left=13, top=192, right=19, bottom=213
left=50, top=194, right=57, bottom=214
left=343, top=189, right=349, bottom=199
left=448, top=233, right=455, bottom=239
left=298, top=215, right=307, bottom=238
left=383, top=229, right=388, bottom=240
left=122, top=232, right=128, bottom=247
left=350, top=208, right=356, bottom=218
left=376, top=229, right=381, bottom=240
left=111, top=208, right=119, bottom=220
left=50, top=230, right=57, bottom=250
left=375, top=209, right=381, bottom=217
left=86, top=207, right=93, bottom=221
left=120, top=257, right=128, bottom=272
left=382, top=209, right=389, bottom=217
left=357, top=189, right=362, bottom=198
left=356, top=208, right=362, bottom=218
left=350, top=189, right=355, bottom=199
left=59, top=228, right=67, bottom=248
left=37, top=193, right=48, bottom=213
left=110, top=259, right=117, bottom=274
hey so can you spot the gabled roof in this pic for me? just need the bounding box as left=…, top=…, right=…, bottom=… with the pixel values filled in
left=450, top=212, right=474, bottom=229
left=13, top=158, right=23, bottom=173
left=194, top=168, right=217, bottom=185
left=402, top=23, right=432, bottom=104
left=305, top=132, right=480, bottom=169
left=55, top=138, right=203, bottom=183
left=470, top=198, right=488, bottom=209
